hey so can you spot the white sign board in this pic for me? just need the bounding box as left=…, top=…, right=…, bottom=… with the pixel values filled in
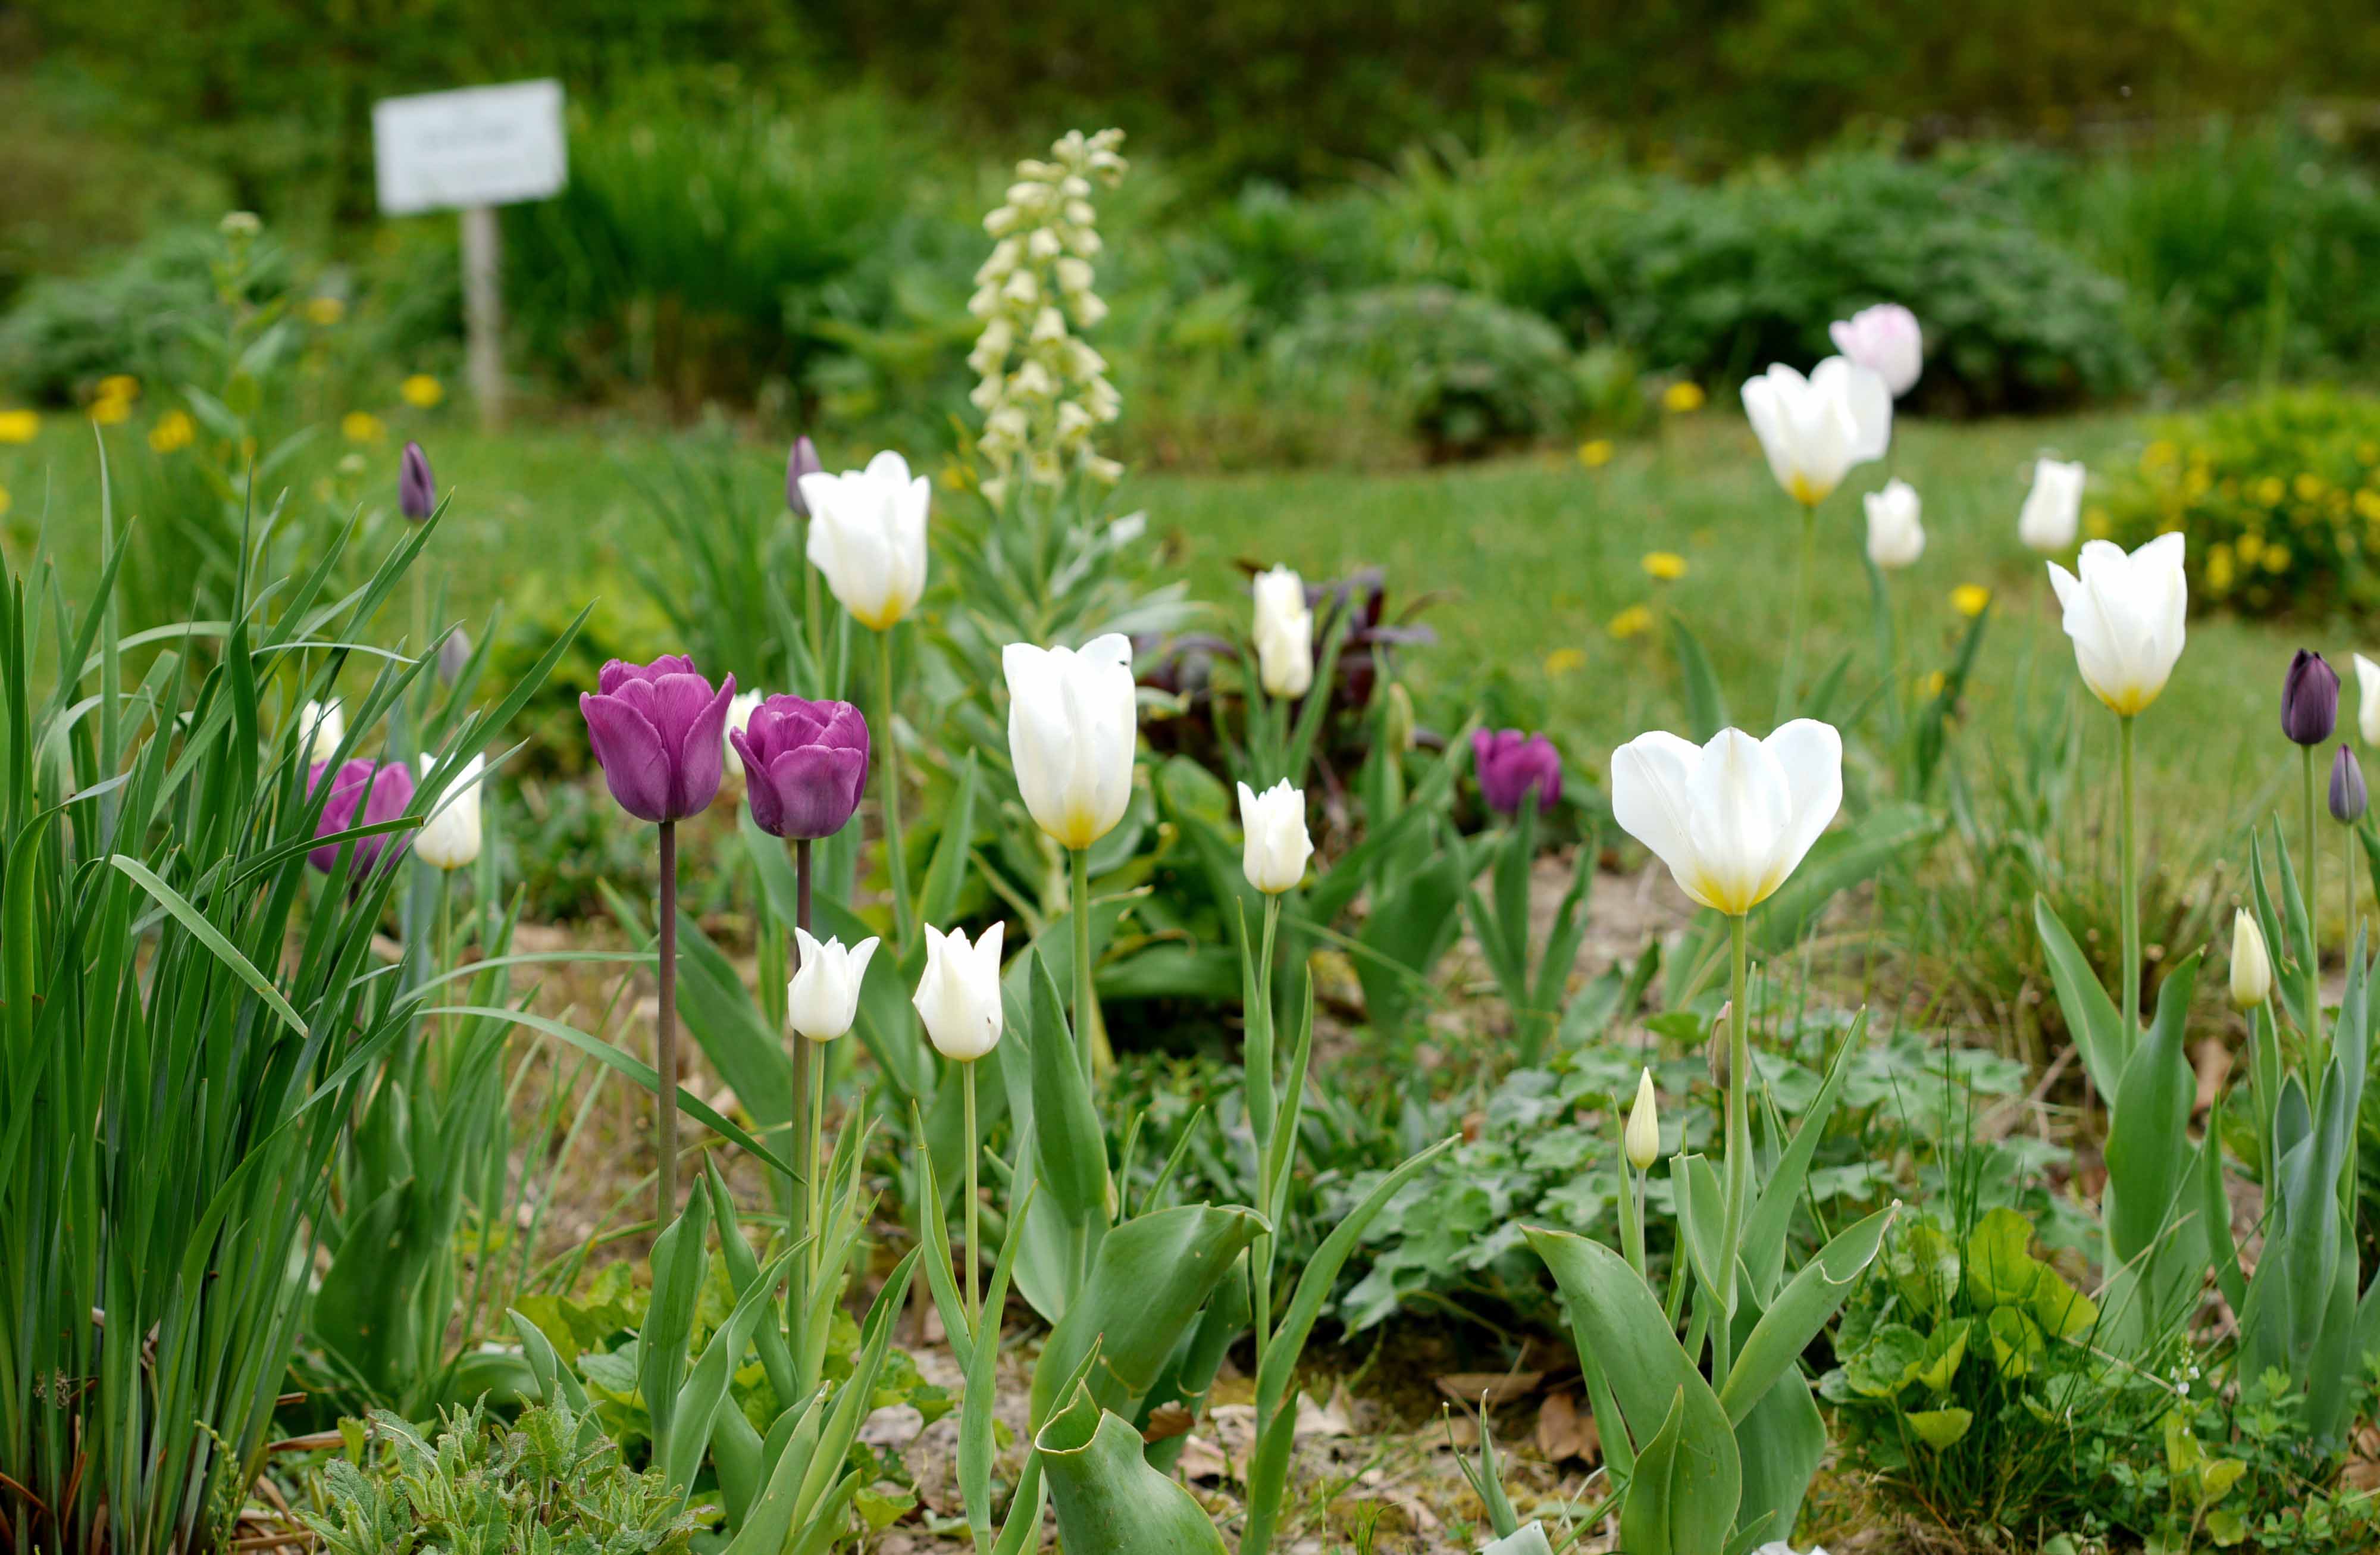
left=372, top=80, right=567, bottom=216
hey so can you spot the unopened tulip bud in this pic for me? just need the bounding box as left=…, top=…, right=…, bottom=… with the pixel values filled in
left=398, top=441, right=436, bottom=521
left=2229, top=911, right=2271, bottom=1012
left=2357, top=652, right=2380, bottom=747
left=299, top=698, right=345, bottom=765
left=437, top=627, right=471, bottom=685
left=2018, top=458, right=2084, bottom=553
left=914, top=922, right=1006, bottom=1061
left=786, top=434, right=823, bottom=517
left=414, top=752, right=486, bottom=871
left=1237, top=778, right=1313, bottom=894
left=1384, top=683, right=1416, bottom=754
left=787, top=927, right=879, bottom=1043
left=1624, top=1068, right=1661, bottom=1172
left=2331, top=744, right=2367, bottom=824
left=2284, top=650, right=2340, bottom=745
left=1709, top=1003, right=1733, bottom=1088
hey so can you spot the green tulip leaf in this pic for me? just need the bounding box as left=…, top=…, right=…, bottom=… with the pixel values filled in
left=1718, top=1204, right=1894, bottom=1425
left=1035, top=1380, right=1229, bottom=1555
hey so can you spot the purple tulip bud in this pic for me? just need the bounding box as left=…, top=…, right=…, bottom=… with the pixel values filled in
left=787, top=435, right=823, bottom=517
left=1472, top=728, right=1562, bottom=816
left=2283, top=650, right=2339, bottom=745
left=731, top=694, right=870, bottom=838
left=399, top=441, right=436, bottom=521
left=578, top=655, right=737, bottom=823
left=308, top=758, right=416, bottom=873
left=2332, top=744, right=2368, bottom=824
left=437, top=627, right=471, bottom=685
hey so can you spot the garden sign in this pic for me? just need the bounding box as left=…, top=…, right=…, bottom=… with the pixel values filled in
left=371, top=79, right=568, bottom=427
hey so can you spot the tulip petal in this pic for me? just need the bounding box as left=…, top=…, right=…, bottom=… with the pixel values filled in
left=581, top=693, right=673, bottom=822
left=1761, top=719, right=1844, bottom=899
left=1611, top=731, right=1712, bottom=909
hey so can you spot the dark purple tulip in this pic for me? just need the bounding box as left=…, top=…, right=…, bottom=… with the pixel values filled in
left=2332, top=744, right=2368, bottom=824
left=732, top=695, right=870, bottom=838
left=579, top=655, right=737, bottom=823
left=2283, top=650, right=2338, bottom=746
left=399, top=441, right=436, bottom=521
left=308, top=758, right=416, bottom=873
left=1473, top=728, right=1562, bottom=815
left=786, top=435, right=823, bottom=517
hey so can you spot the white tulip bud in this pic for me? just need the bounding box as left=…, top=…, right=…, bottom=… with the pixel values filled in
left=1251, top=565, right=1315, bottom=698
left=1624, top=1068, right=1661, bottom=1172
left=721, top=689, right=763, bottom=782
left=2229, top=910, right=2271, bottom=1012
left=1863, top=479, right=1924, bottom=570
left=1236, top=779, right=1313, bottom=895
left=2019, top=458, right=2086, bottom=553
left=299, top=699, right=346, bottom=765
left=914, top=922, right=1006, bottom=1061
left=414, top=752, right=484, bottom=872
left=2354, top=652, right=2380, bottom=747
left=787, top=928, right=879, bottom=1043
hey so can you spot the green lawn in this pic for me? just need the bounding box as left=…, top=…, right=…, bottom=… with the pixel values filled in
left=0, top=406, right=2322, bottom=840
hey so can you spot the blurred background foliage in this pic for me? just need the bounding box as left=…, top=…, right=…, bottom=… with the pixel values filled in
left=8, top=0, right=2380, bottom=465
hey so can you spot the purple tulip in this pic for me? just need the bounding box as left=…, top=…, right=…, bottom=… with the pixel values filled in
left=2332, top=744, right=2368, bottom=824
left=1473, top=728, right=1562, bottom=815
left=787, top=435, right=823, bottom=517
left=579, top=655, right=737, bottom=823
left=2282, top=650, right=2339, bottom=746
left=731, top=694, right=870, bottom=839
left=308, top=758, right=416, bottom=873
left=399, top=441, right=436, bottom=521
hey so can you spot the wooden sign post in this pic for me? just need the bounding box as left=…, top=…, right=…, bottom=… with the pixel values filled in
left=372, top=80, right=568, bottom=430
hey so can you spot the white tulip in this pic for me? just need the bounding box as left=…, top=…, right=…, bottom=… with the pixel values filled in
left=1828, top=303, right=1922, bottom=398
left=913, top=922, right=1006, bottom=1061
left=414, top=752, right=484, bottom=871
left=2018, top=458, right=2086, bottom=553
left=2229, top=910, right=2271, bottom=1012
left=1236, top=779, right=1313, bottom=894
left=1740, top=358, right=1892, bottom=506
left=2046, top=534, right=2187, bottom=717
left=300, top=699, right=345, bottom=765
left=1624, top=1068, right=1661, bottom=1172
left=1611, top=721, right=1843, bottom=916
left=721, top=689, right=763, bottom=781
left=1004, top=633, right=1138, bottom=850
left=787, top=927, right=880, bottom=1044
left=1863, top=479, right=1924, bottom=570
left=1251, top=565, right=1314, bottom=698
left=797, top=450, right=931, bottom=630
left=1751, top=1544, right=1830, bottom=1555
left=2355, top=653, right=2380, bottom=746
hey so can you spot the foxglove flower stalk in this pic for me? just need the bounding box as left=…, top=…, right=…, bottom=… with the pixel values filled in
left=580, top=656, right=735, bottom=823
left=729, top=695, right=869, bottom=840
left=1252, top=566, right=1314, bottom=698
left=1864, top=480, right=1924, bottom=570
left=786, top=928, right=878, bottom=1043
left=398, top=440, right=435, bottom=521
left=1828, top=304, right=1922, bottom=398
left=2282, top=650, right=2340, bottom=746
left=1740, top=358, right=1892, bottom=507
left=1237, top=779, right=1313, bottom=894
left=797, top=452, right=930, bottom=631
left=299, top=698, right=345, bottom=765
left=413, top=752, right=484, bottom=871
left=307, top=758, right=416, bottom=874
left=1473, top=729, right=1563, bottom=816
left=2018, top=458, right=2085, bottom=553
left=2229, top=911, right=2272, bottom=1012
left=2047, top=537, right=2188, bottom=718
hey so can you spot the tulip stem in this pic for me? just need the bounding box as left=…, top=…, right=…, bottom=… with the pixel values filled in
left=656, top=819, right=681, bottom=1224
left=1718, top=912, right=1750, bottom=1362
left=807, top=1040, right=826, bottom=1286
left=2304, top=743, right=2320, bottom=972
left=1625, top=1166, right=1648, bottom=1282
left=879, top=628, right=915, bottom=950
left=1775, top=502, right=1819, bottom=724
left=2120, top=715, right=2140, bottom=1040
left=963, top=1059, right=981, bottom=1338
left=1072, top=845, right=1095, bottom=1083
left=790, top=841, right=814, bottom=1241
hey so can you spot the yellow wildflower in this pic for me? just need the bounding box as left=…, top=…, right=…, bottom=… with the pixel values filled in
left=1950, top=584, right=1991, bottom=618
left=2237, top=532, right=2264, bottom=565
left=2084, top=505, right=2111, bottom=539
left=399, top=374, right=444, bottom=409
left=149, top=409, right=196, bottom=453
left=2264, top=543, right=2291, bottom=574
left=2206, top=544, right=2235, bottom=592
left=1607, top=605, right=1655, bottom=640
left=1642, top=550, right=1688, bottom=581
left=96, top=375, right=139, bottom=403
left=1662, top=381, right=1705, bottom=414
left=340, top=411, right=386, bottom=445
left=2355, top=490, right=2380, bottom=522
left=305, top=296, right=347, bottom=326
left=1919, top=670, right=1947, bottom=699
left=2295, top=472, right=2326, bottom=502
left=0, top=409, right=39, bottom=444
left=2256, top=475, right=2285, bottom=506
left=1579, top=439, right=1615, bottom=468
left=1544, top=647, right=1587, bottom=677
left=90, top=397, right=130, bottom=426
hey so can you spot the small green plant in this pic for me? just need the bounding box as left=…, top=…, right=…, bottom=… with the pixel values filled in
left=299, top=1400, right=703, bottom=1555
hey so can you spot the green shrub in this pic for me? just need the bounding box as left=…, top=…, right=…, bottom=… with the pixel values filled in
left=299, top=1401, right=702, bottom=1555
left=2102, top=388, right=2380, bottom=617
left=1268, top=284, right=1579, bottom=456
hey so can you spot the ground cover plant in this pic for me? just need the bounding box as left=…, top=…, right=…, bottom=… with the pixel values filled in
left=13, top=98, right=2380, bottom=1555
